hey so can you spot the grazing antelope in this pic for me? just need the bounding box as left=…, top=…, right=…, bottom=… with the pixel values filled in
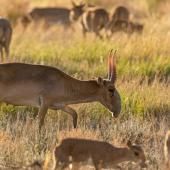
left=0, top=50, right=121, bottom=130
left=0, top=17, right=12, bottom=62
left=81, top=7, right=109, bottom=38
left=53, top=138, right=147, bottom=170
left=21, top=2, right=85, bottom=28
left=164, top=131, right=170, bottom=169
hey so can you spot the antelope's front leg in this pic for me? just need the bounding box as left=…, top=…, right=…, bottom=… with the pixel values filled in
left=61, top=106, right=78, bottom=128
left=50, top=105, right=78, bottom=128
left=38, top=96, right=48, bottom=131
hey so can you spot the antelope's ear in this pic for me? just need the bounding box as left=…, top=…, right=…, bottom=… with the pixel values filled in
left=127, top=140, right=132, bottom=148
left=71, top=1, right=77, bottom=7
left=97, top=77, right=105, bottom=86
left=107, top=49, right=117, bottom=84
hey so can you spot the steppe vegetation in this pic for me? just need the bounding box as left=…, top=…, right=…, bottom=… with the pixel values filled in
left=0, top=0, right=169, bottom=169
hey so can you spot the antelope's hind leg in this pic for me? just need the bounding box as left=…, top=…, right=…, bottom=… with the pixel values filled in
left=61, top=106, right=78, bottom=128
left=50, top=105, right=78, bottom=128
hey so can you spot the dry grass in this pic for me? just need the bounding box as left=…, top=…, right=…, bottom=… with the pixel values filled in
left=0, top=0, right=170, bottom=169
left=0, top=114, right=169, bottom=169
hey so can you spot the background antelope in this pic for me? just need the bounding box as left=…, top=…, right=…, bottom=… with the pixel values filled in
left=109, top=6, right=144, bottom=35
left=81, top=7, right=109, bottom=39
left=112, top=6, right=130, bottom=23
left=21, top=2, right=85, bottom=28
left=164, top=131, right=170, bottom=169
left=0, top=50, right=121, bottom=130
left=0, top=17, right=12, bottom=62
left=107, top=6, right=130, bottom=35
left=53, top=138, right=147, bottom=170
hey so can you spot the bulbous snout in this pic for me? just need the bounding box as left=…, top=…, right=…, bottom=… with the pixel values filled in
left=111, top=106, right=121, bottom=118
left=112, top=109, right=121, bottom=118
left=111, top=89, right=121, bottom=118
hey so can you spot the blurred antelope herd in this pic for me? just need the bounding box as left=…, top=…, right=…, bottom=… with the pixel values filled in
left=0, top=1, right=144, bottom=61
left=0, top=0, right=169, bottom=170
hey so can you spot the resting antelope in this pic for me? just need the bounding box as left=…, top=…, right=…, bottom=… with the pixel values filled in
left=53, top=138, right=147, bottom=170
left=21, top=2, right=85, bottom=28
left=0, top=50, right=121, bottom=130
left=81, top=7, right=109, bottom=38
left=0, top=17, right=12, bottom=62
left=164, top=130, right=170, bottom=169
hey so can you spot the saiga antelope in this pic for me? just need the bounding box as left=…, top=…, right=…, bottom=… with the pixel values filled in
left=108, top=6, right=130, bottom=34
left=21, top=2, right=85, bottom=28
left=53, top=138, right=147, bottom=170
left=0, top=50, right=121, bottom=130
left=81, top=7, right=109, bottom=39
left=0, top=17, right=12, bottom=62
left=111, top=6, right=130, bottom=23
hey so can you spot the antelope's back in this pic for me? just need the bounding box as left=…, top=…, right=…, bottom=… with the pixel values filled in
left=61, top=138, right=114, bottom=154
left=0, top=63, right=66, bottom=83
left=30, top=7, right=70, bottom=24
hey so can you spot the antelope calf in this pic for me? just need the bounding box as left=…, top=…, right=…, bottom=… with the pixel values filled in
left=21, top=2, right=85, bottom=28
left=81, top=7, right=109, bottom=38
left=0, top=50, right=121, bottom=130
left=53, top=138, right=147, bottom=170
left=0, top=17, right=12, bottom=62
left=164, top=131, right=170, bottom=169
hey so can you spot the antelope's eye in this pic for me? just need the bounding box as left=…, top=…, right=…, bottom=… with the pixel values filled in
left=108, top=88, right=115, bottom=97
left=108, top=89, right=114, bottom=93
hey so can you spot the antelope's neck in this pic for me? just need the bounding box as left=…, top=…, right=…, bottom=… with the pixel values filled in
left=64, top=79, right=100, bottom=104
